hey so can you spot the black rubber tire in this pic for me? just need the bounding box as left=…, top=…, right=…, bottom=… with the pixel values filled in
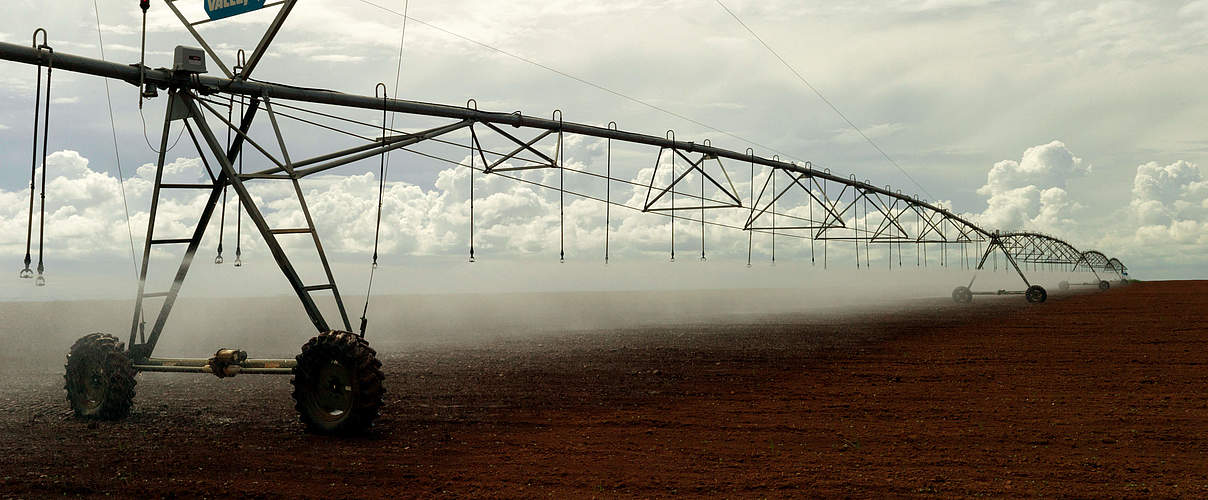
left=292, top=331, right=385, bottom=435
left=951, top=286, right=973, bottom=304
left=64, top=333, right=137, bottom=420
left=1099, top=280, right=1110, bottom=291
left=1025, top=285, right=1048, bottom=304
left=1058, top=280, right=1070, bottom=291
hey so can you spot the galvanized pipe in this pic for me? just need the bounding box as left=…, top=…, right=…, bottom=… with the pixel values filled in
left=0, top=40, right=988, bottom=237
left=135, top=365, right=294, bottom=375
left=135, top=357, right=296, bottom=375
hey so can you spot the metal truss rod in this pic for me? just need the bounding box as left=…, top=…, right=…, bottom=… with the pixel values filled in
left=248, top=120, right=471, bottom=178
left=240, top=0, right=297, bottom=79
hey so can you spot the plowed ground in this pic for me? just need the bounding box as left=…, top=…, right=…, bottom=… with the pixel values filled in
left=1, top=280, right=1206, bottom=498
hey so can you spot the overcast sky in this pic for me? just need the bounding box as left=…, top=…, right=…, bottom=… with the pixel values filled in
left=1, top=0, right=1204, bottom=302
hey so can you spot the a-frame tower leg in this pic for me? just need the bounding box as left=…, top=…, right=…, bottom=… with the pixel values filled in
left=181, top=92, right=349, bottom=334
left=128, top=90, right=258, bottom=359
left=965, top=232, right=1033, bottom=293
left=128, top=89, right=350, bottom=360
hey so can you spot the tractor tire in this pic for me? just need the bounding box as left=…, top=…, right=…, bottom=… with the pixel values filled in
left=1058, top=280, right=1070, bottom=291
left=1099, top=280, right=1110, bottom=291
left=951, top=286, right=973, bottom=304
left=64, top=333, right=137, bottom=419
left=1025, top=285, right=1048, bottom=304
left=292, top=331, right=385, bottom=435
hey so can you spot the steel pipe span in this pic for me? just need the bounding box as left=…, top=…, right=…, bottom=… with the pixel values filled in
left=0, top=41, right=978, bottom=230
left=0, top=40, right=1127, bottom=272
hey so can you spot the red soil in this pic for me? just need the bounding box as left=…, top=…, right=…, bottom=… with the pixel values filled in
left=2, top=280, right=1206, bottom=498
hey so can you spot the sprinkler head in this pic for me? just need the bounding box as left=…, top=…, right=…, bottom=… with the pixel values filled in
left=214, top=255, right=224, bottom=265
left=233, top=257, right=242, bottom=268
left=19, top=267, right=33, bottom=279
left=35, top=274, right=46, bottom=287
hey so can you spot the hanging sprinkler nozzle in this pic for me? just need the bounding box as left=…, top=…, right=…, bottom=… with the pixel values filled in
left=19, top=254, right=33, bottom=279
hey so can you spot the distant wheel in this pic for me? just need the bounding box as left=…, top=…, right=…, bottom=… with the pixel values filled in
left=1025, top=285, right=1048, bottom=304
left=1098, top=280, right=1110, bottom=291
left=1058, top=280, right=1070, bottom=291
left=64, top=333, right=137, bottom=419
left=1120, top=278, right=1129, bottom=285
left=292, top=331, right=385, bottom=435
left=951, top=286, right=973, bottom=304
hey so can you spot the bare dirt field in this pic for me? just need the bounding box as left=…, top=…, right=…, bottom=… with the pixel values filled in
left=1, top=280, right=1206, bottom=498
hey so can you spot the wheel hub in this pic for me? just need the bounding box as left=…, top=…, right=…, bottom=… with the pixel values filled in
left=313, top=360, right=352, bottom=419
left=80, top=360, right=106, bottom=410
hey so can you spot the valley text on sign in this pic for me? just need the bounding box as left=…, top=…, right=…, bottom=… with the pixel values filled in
left=204, top=0, right=268, bottom=21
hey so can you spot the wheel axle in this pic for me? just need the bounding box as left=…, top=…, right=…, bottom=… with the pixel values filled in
left=133, top=356, right=296, bottom=376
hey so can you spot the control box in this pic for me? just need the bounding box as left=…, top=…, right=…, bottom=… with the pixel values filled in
left=173, top=46, right=207, bottom=74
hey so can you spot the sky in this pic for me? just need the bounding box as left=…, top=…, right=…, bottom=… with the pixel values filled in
left=0, top=0, right=1205, bottom=303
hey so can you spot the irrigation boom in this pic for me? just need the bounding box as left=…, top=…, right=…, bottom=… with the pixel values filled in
left=0, top=38, right=979, bottom=226
left=0, top=2, right=1127, bottom=434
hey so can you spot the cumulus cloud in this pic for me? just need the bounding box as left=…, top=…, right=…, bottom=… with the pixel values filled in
left=1107, top=160, right=1208, bottom=253
left=973, top=140, right=1089, bottom=232
left=1130, top=160, right=1206, bottom=222
left=977, top=140, right=1090, bottom=196
left=0, top=151, right=150, bottom=260
left=968, top=141, right=1207, bottom=275
left=0, top=148, right=768, bottom=270
left=6, top=143, right=1204, bottom=282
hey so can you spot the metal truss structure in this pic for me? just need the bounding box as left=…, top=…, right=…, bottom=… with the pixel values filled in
left=0, top=3, right=1129, bottom=433
left=951, top=232, right=1129, bottom=304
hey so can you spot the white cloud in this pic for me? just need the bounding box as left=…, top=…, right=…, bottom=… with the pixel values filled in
left=1131, top=160, right=1204, bottom=209
left=977, top=140, right=1089, bottom=197
left=972, top=140, right=1088, bottom=232
left=967, top=142, right=1207, bottom=274
left=5, top=144, right=1204, bottom=284
left=1114, top=160, right=1207, bottom=249
left=0, top=149, right=733, bottom=266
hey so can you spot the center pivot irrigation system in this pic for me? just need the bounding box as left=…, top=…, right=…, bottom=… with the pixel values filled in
left=4, top=1, right=1128, bottom=434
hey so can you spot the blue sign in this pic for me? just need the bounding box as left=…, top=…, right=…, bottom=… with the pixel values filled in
left=204, top=0, right=268, bottom=21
